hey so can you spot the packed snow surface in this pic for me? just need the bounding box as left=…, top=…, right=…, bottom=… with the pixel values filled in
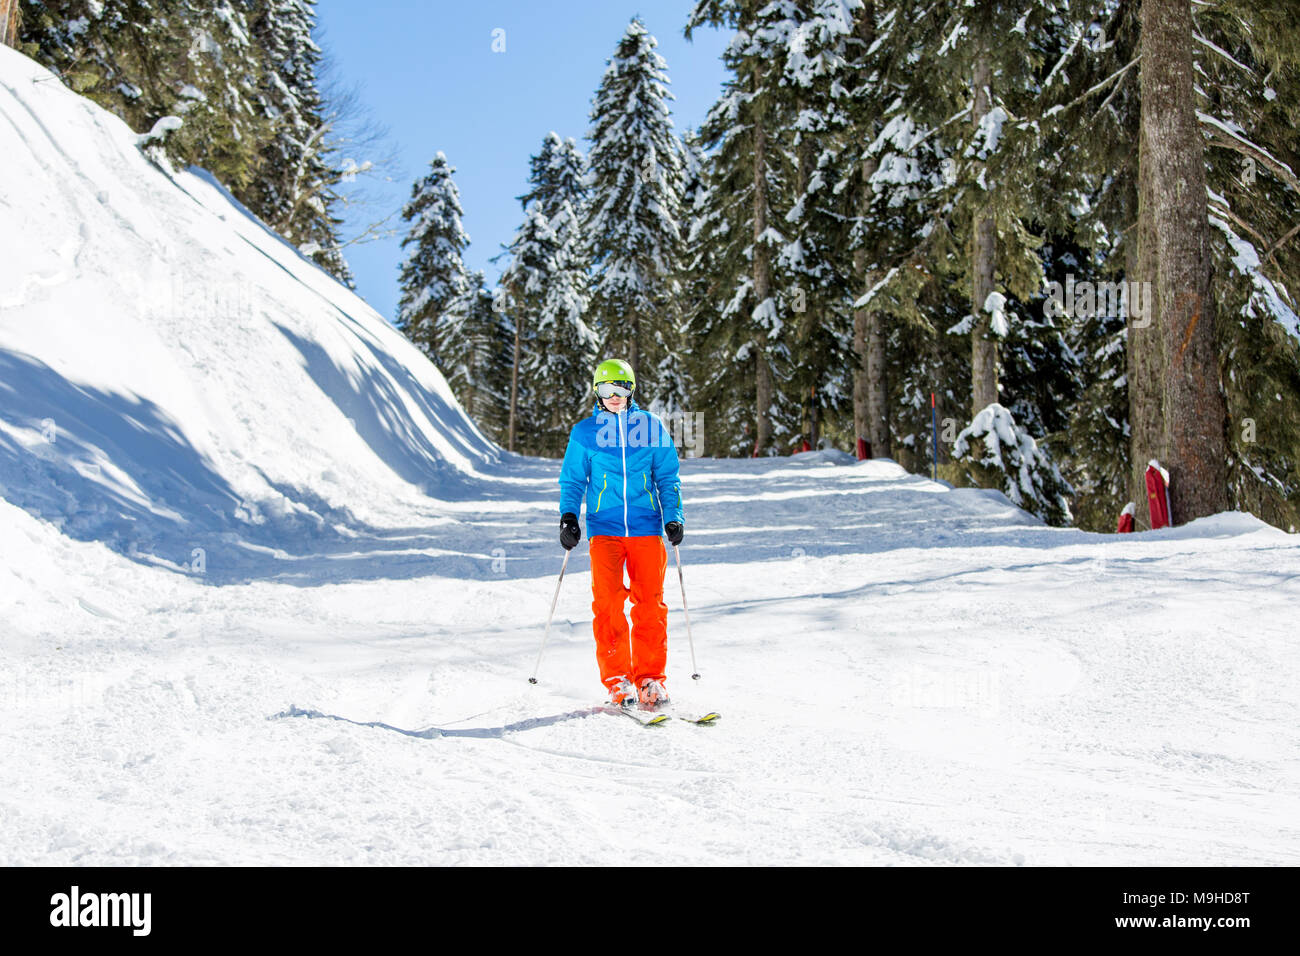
left=3, top=46, right=1299, bottom=866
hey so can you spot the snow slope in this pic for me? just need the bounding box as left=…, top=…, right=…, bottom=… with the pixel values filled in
left=3, top=46, right=1300, bottom=866
left=4, top=451, right=1298, bottom=866
left=0, top=44, right=514, bottom=585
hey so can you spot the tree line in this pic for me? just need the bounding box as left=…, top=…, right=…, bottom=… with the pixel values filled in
left=15, top=0, right=357, bottom=284
left=13, top=2, right=1297, bottom=532
left=400, top=2, right=1299, bottom=533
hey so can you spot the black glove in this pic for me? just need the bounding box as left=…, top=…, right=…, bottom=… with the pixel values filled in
left=560, top=512, right=581, bottom=550
left=664, top=521, right=683, bottom=546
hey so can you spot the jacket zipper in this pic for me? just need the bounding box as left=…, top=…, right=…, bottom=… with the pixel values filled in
left=619, top=409, right=628, bottom=535
left=596, top=473, right=607, bottom=512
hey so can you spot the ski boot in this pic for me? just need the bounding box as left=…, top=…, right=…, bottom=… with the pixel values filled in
left=607, top=677, right=638, bottom=707
left=638, top=678, right=670, bottom=711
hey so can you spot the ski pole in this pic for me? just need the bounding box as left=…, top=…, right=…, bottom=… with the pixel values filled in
left=670, top=542, right=701, bottom=680
left=528, top=549, right=571, bottom=684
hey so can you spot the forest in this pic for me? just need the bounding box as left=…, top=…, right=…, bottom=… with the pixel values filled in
left=12, top=0, right=1299, bottom=532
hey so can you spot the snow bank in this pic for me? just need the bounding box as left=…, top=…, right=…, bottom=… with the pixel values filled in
left=1153, top=510, right=1292, bottom=541
left=0, top=45, right=501, bottom=582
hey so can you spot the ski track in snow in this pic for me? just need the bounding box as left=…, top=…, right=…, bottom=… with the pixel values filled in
left=2, top=44, right=1299, bottom=866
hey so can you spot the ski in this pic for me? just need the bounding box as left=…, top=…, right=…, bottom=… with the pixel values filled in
left=597, top=705, right=720, bottom=726
left=600, top=704, right=670, bottom=726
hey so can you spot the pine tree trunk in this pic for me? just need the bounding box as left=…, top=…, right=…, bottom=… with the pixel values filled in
left=853, top=240, right=890, bottom=459
left=508, top=317, right=522, bottom=453
left=852, top=8, right=880, bottom=459
left=0, top=0, right=19, bottom=47
left=810, top=386, right=819, bottom=449
left=752, top=69, right=774, bottom=456
left=629, top=314, right=640, bottom=381
left=551, top=401, right=562, bottom=458
left=859, top=174, right=890, bottom=456
left=867, top=310, right=889, bottom=457
left=853, top=295, right=869, bottom=456
left=794, top=99, right=819, bottom=452
left=970, top=51, right=998, bottom=417
left=1139, top=0, right=1229, bottom=522
left=1128, top=206, right=1162, bottom=509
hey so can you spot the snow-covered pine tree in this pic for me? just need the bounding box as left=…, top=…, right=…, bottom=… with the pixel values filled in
left=652, top=128, right=709, bottom=425
left=1039, top=0, right=1300, bottom=529
left=776, top=0, right=862, bottom=452
left=1059, top=235, right=1130, bottom=532
left=788, top=0, right=974, bottom=467
left=20, top=0, right=271, bottom=189
left=920, top=1, right=1076, bottom=426
left=244, top=0, right=351, bottom=285
left=584, top=17, right=685, bottom=406
left=678, top=123, right=754, bottom=458
left=439, top=270, right=514, bottom=446
left=518, top=132, right=587, bottom=228
left=1190, top=0, right=1300, bottom=530
left=827, top=1, right=952, bottom=462
left=396, top=152, right=471, bottom=372
left=496, top=208, right=546, bottom=455
left=685, top=0, right=811, bottom=456
left=526, top=200, right=600, bottom=456
left=994, top=263, right=1081, bottom=488
left=517, top=133, right=593, bottom=348
left=21, top=1, right=354, bottom=285
left=496, top=133, right=600, bottom=456
left=995, top=0, right=1135, bottom=529
left=677, top=123, right=751, bottom=456
left=952, top=403, right=1073, bottom=525
left=164, top=1, right=272, bottom=192
left=19, top=0, right=189, bottom=134
left=498, top=195, right=598, bottom=458
left=1026, top=0, right=1156, bottom=518
left=857, top=2, right=1088, bottom=492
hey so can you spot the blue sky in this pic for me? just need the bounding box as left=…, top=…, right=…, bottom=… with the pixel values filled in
left=314, top=1, right=733, bottom=323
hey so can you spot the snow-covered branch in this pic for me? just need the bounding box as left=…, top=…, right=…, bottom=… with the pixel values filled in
left=1198, top=111, right=1300, bottom=195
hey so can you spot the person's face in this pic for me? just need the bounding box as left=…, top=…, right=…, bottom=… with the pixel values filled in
left=597, top=381, right=633, bottom=413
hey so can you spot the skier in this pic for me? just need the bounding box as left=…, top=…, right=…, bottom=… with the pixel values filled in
left=558, top=359, right=685, bottom=710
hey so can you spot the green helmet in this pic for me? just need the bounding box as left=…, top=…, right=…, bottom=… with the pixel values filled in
left=592, top=358, right=635, bottom=390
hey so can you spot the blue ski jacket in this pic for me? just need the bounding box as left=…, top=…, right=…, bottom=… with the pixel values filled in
left=558, top=397, right=684, bottom=538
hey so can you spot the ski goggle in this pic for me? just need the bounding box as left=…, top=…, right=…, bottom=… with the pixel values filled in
left=595, top=380, right=634, bottom=399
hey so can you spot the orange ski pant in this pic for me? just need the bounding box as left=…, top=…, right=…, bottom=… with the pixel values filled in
left=588, top=534, right=668, bottom=693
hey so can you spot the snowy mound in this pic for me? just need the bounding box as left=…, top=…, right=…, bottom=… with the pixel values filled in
left=1156, top=510, right=1291, bottom=540
left=0, top=46, right=503, bottom=580
left=788, top=447, right=859, bottom=466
